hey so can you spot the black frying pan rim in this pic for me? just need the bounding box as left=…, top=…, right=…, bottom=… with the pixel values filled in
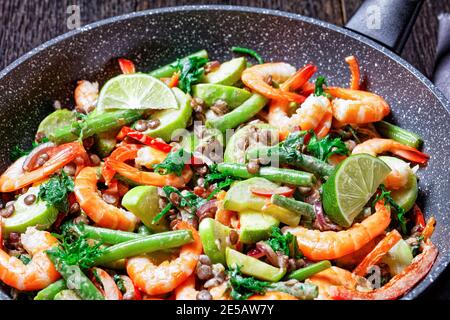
left=0, top=5, right=449, bottom=300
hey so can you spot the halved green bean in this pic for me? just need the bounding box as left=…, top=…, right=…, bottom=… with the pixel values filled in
left=205, top=94, right=268, bottom=133
left=271, top=194, right=315, bottom=220
left=70, top=224, right=142, bottom=245
left=217, top=163, right=315, bottom=186
left=49, top=109, right=142, bottom=144
left=149, top=50, right=208, bottom=78
left=46, top=250, right=104, bottom=300
left=268, top=281, right=318, bottom=300
left=246, top=146, right=334, bottom=178
left=93, top=230, right=193, bottom=265
left=375, top=121, right=423, bottom=149
left=34, top=279, right=67, bottom=300
left=288, top=260, right=332, bottom=281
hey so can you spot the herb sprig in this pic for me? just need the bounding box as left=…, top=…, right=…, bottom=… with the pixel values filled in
left=10, top=138, right=50, bottom=161
left=307, top=132, right=349, bottom=161
left=38, top=171, right=74, bottom=213
left=203, top=164, right=236, bottom=200
left=49, top=223, right=104, bottom=270
left=374, top=184, right=407, bottom=234
left=172, top=56, right=209, bottom=93
left=265, top=227, right=301, bottom=258
left=153, top=148, right=187, bottom=176
left=228, top=266, right=271, bottom=300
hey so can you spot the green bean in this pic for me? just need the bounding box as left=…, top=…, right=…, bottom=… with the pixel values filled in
left=205, top=94, right=268, bottom=133
left=287, top=260, right=332, bottom=281
left=246, top=146, right=334, bottom=178
left=268, top=281, right=318, bottom=300
left=34, top=279, right=67, bottom=300
left=46, top=249, right=104, bottom=300
left=70, top=224, right=142, bottom=245
left=49, top=109, right=142, bottom=144
left=217, top=163, right=315, bottom=186
left=149, top=50, right=208, bottom=78
left=375, top=121, right=423, bottom=149
left=271, top=194, right=315, bottom=220
left=93, top=230, right=193, bottom=265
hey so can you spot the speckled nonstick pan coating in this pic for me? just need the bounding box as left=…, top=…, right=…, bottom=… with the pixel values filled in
left=0, top=6, right=449, bottom=300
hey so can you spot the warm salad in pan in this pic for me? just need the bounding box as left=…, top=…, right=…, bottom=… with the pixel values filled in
left=0, top=48, right=437, bottom=300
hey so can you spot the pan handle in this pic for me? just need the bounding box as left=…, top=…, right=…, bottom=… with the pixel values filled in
left=345, top=0, right=424, bottom=54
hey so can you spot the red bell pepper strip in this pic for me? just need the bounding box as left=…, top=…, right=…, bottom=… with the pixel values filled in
left=413, top=204, right=426, bottom=231
left=125, top=128, right=172, bottom=153
left=329, top=240, right=438, bottom=300
left=118, top=58, right=135, bottom=74
left=353, top=230, right=402, bottom=276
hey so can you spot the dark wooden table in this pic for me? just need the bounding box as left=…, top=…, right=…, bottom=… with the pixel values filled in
left=1, top=0, right=449, bottom=299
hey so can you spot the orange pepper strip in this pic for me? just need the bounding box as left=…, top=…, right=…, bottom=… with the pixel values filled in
left=168, top=72, right=180, bottom=88
left=345, top=55, right=360, bottom=90
left=422, top=217, right=436, bottom=241
left=353, top=230, right=402, bottom=277
left=118, top=58, right=135, bottom=74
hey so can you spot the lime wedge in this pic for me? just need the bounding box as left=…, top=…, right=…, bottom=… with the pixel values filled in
left=322, top=154, right=391, bottom=227
left=97, top=73, right=178, bottom=111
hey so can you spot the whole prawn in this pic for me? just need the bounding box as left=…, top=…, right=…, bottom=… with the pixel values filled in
left=284, top=202, right=391, bottom=260
left=0, top=227, right=60, bottom=291
left=126, top=221, right=202, bottom=296
left=74, top=166, right=138, bottom=231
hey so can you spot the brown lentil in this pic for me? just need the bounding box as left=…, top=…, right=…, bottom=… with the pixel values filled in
left=23, top=194, right=36, bottom=206
left=83, top=136, right=95, bottom=149
left=102, top=193, right=118, bottom=205
left=196, top=264, right=213, bottom=280
left=69, top=202, right=81, bottom=215
left=203, top=278, right=220, bottom=289
left=0, top=203, right=15, bottom=218
left=89, top=154, right=101, bottom=166
left=210, top=100, right=229, bottom=116
left=198, top=254, right=212, bottom=266
left=229, top=229, right=239, bottom=245
left=63, top=163, right=77, bottom=176
left=147, top=119, right=161, bottom=129
left=190, top=97, right=205, bottom=113
left=35, top=132, right=46, bottom=143
left=36, top=153, right=50, bottom=167
left=169, top=192, right=181, bottom=206
left=204, top=61, right=220, bottom=73
left=246, top=160, right=260, bottom=175
left=134, top=120, right=149, bottom=132
left=196, top=290, right=212, bottom=300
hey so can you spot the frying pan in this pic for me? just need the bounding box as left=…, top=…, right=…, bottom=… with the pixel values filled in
left=0, top=0, right=449, bottom=300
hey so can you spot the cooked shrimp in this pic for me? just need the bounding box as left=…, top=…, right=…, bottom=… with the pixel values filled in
left=74, top=166, right=138, bottom=231
left=134, top=146, right=169, bottom=168
left=326, top=87, right=390, bottom=124
left=248, top=292, right=298, bottom=300
left=0, top=227, right=60, bottom=291
left=74, top=80, right=98, bottom=114
left=306, top=266, right=370, bottom=300
left=242, top=62, right=305, bottom=103
left=284, top=202, right=391, bottom=260
left=352, top=138, right=429, bottom=165
left=382, top=158, right=413, bottom=190
left=106, top=159, right=192, bottom=188
left=291, top=95, right=333, bottom=138
left=126, top=221, right=202, bottom=295
left=102, top=143, right=192, bottom=188
left=0, top=142, right=88, bottom=192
